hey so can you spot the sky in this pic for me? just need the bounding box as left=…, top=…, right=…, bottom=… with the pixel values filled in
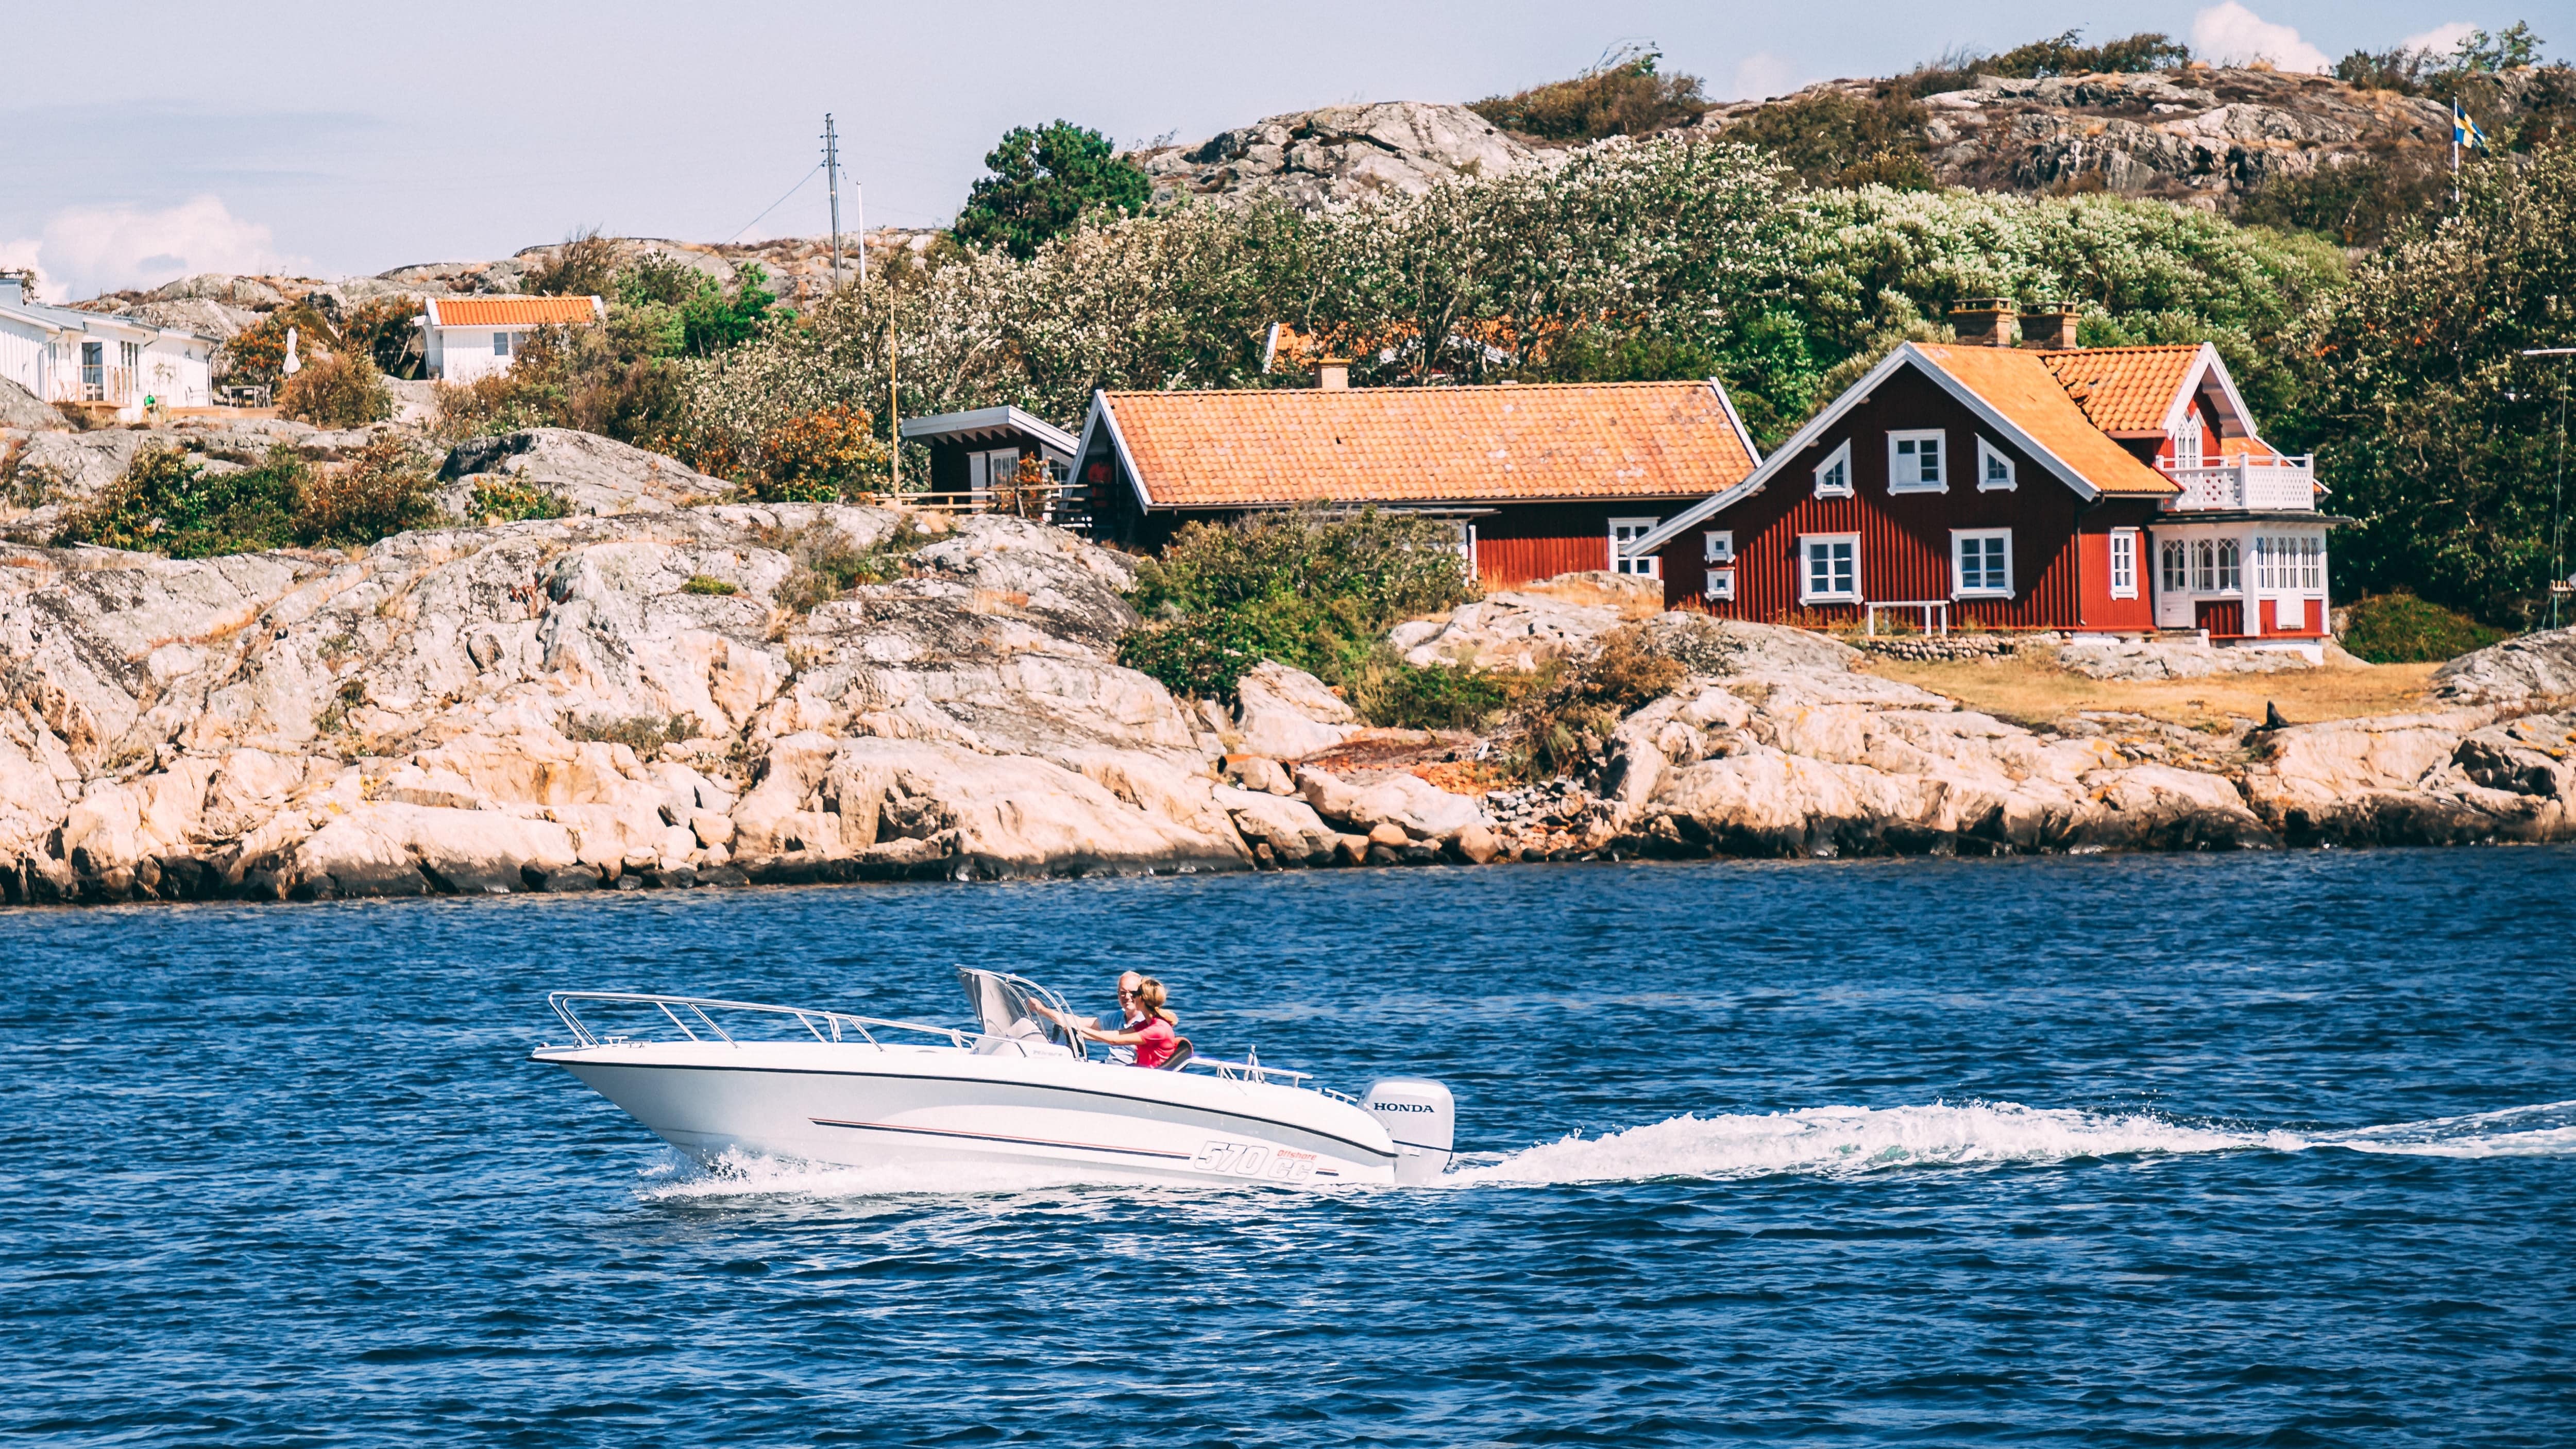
left=4, top=0, right=2568, bottom=300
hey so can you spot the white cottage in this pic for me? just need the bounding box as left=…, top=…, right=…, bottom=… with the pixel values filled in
left=0, top=274, right=217, bottom=421
left=419, top=296, right=605, bottom=382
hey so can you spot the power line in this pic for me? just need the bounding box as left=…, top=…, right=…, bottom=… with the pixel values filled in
left=723, top=163, right=822, bottom=245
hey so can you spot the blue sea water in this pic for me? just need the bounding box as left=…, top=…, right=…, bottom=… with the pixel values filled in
left=4, top=847, right=2573, bottom=1446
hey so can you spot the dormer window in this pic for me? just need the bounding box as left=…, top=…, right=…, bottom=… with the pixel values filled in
left=2175, top=412, right=2205, bottom=467
left=1888, top=430, right=1944, bottom=493
left=1814, top=440, right=1852, bottom=497
left=1976, top=437, right=2015, bottom=491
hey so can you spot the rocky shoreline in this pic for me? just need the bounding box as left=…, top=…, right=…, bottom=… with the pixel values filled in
left=0, top=500, right=2570, bottom=908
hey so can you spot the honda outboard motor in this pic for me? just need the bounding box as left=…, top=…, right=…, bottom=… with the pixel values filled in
left=1362, top=1079, right=1455, bottom=1184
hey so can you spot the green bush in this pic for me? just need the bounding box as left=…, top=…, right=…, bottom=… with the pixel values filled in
left=1725, top=90, right=1932, bottom=189
left=1506, top=625, right=1687, bottom=780
left=60, top=447, right=302, bottom=557
left=1117, top=508, right=1485, bottom=713
left=59, top=440, right=438, bottom=558
left=469, top=478, right=570, bottom=523
left=2340, top=592, right=2506, bottom=663
left=278, top=349, right=394, bottom=427
left=1338, top=650, right=1519, bottom=731
left=1469, top=45, right=1710, bottom=141
left=760, top=521, right=920, bottom=612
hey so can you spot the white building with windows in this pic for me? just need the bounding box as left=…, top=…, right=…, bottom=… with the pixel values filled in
left=419, top=296, right=605, bottom=382
left=0, top=273, right=216, bottom=421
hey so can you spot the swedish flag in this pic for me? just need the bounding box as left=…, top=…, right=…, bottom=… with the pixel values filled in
left=2455, top=102, right=2489, bottom=151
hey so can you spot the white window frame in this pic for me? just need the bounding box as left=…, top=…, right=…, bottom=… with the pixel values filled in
left=1703, top=567, right=1736, bottom=601
left=2300, top=536, right=2322, bottom=591
left=2216, top=538, right=2242, bottom=593
left=1975, top=436, right=2016, bottom=492
left=1799, top=533, right=1860, bottom=605
left=2109, top=528, right=2139, bottom=599
left=2175, top=412, right=2206, bottom=468
left=492, top=330, right=512, bottom=357
left=1951, top=528, right=2013, bottom=599
left=1888, top=430, right=1946, bottom=494
left=1703, top=530, right=1735, bottom=564
left=1609, top=517, right=1661, bottom=578
left=1813, top=439, right=1853, bottom=498
left=2161, top=538, right=2188, bottom=594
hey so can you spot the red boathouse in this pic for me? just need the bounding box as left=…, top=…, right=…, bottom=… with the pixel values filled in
left=1072, top=368, right=1762, bottom=589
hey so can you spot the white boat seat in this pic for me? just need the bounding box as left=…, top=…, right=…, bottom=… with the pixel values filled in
left=1157, top=1039, right=1194, bottom=1071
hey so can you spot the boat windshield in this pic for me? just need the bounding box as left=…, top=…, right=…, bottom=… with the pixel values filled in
left=956, top=969, right=1085, bottom=1058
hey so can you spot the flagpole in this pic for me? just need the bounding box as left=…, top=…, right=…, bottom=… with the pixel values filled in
left=2453, top=102, right=2462, bottom=209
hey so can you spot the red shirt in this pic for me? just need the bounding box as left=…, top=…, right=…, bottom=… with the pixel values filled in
left=1132, top=1018, right=1177, bottom=1069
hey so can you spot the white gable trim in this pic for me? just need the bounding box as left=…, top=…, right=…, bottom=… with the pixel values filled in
left=1626, top=344, right=2106, bottom=558
left=1073, top=392, right=1156, bottom=511
left=2158, top=343, right=2260, bottom=442
left=1703, top=376, right=1762, bottom=468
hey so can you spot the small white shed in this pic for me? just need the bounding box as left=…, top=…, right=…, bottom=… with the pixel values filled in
left=420, top=296, right=605, bottom=382
left=0, top=274, right=217, bottom=421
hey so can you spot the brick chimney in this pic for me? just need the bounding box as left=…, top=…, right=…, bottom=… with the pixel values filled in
left=2019, top=301, right=2080, bottom=351
left=1948, top=299, right=2017, bottom=347
left=1315, top=357, right=1350, bottom=391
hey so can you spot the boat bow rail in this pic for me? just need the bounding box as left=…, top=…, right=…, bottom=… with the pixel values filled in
left=539, top=988, right=1316, bottom=1087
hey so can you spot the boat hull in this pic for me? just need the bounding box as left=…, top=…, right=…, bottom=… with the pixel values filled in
left=536, top=1040, right=1400, bottom=1188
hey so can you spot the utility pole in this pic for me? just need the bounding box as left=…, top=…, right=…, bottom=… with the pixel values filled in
left=2522, top=346, right=2575, bottom=630
left=823, top=113, right=842, bottom=292
left=888, top=309, right=901, bottom=493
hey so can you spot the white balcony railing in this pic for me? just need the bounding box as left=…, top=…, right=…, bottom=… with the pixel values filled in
left=2159, top=453, right=2317, bottom=512
left=43, top=367, right=137, bottom=407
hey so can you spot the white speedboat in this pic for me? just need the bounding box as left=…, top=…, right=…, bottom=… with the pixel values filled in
left=533, top=969, right=1456, bottom=1188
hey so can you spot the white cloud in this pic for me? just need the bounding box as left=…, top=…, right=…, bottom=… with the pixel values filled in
left=2191, top=3, right=2333, bottom=73
left=1727, top=53, right=1802, bottom=102
left=2400, top=21, right=2480, bottom=55
left=25, top=195, right=302, bottom=301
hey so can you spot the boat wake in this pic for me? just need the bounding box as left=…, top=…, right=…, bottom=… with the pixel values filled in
left=624, top=1101, right=2576, bottom=1200
left=1442, top=1098, right=2576, bottom=1187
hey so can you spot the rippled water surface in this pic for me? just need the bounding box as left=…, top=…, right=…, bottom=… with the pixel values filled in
left=6, top=849, right=2574, bottom=1446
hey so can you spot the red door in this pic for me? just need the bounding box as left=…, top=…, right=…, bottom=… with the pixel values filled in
left=2195, top=599, right=2243, bottom=636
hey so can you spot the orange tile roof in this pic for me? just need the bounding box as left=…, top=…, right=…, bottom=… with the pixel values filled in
left=2035, top=345, right=2202, bottom=435
left=1103, top=381, right=1756, bottom=508
left=1913, top=345, right=2178, bottom=497
left=428, top=296, right=601, bottom=328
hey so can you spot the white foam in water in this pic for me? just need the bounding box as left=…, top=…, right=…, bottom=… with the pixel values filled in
left=1443, top=1101, right=2298, bottom=1187
left=624, top=1100, right=2576, bottom=1202
left=635, top=1147, right=1209, bottom=1202
left=2316, top=1099, right=2576, bottom=1160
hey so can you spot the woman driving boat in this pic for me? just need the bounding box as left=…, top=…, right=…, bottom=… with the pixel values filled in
left=1053, top=977, right=1181, bottom=1068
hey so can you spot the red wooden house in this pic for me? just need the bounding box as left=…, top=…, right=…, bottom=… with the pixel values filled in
left=1626, top=305, right=2334, bottom=647
left=1072, top=366, right=1762, bottom=589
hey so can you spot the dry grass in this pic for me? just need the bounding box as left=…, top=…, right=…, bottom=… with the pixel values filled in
left=1859, top=650, right=2446, bottom=732
left=1506, top=570, right=1665, bottom=619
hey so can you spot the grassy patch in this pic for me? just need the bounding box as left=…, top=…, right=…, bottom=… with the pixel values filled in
left=1859, top=650, right=2444, bottom=732
left=680, top=574, right=738, bottom=596
left=758, top=521, right=925, bottom=612
left=2339, top=592, right=2505, bottom=663
left=470, top=479, right=570, bottom=524
left=565, top=712, right=708, bottom=753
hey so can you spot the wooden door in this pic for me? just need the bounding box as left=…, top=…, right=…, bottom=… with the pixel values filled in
left=2194, top=599, right=2243, bottom=636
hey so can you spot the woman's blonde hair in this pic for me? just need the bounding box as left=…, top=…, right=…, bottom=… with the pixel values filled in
left=1133, top=977, right=1177, bottom=1027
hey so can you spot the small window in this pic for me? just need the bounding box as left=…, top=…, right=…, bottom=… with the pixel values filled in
left=1976, top=437, right=2015, bottom=491
left=1704, top=530, right=1734, bottom=564
left=2301, top=536, right=2322, bottom=591
left=1952, top=529, right=2012, bottom=598
left=1888, top=430, right=1945, bottom=493
left=1800, top=534, right=1859, bottom=604
left=2110, top=529, right=2138, bottom=599
left=493, top=331, right=512, bottom=357
left=1704, top=568, right=1736, bottom=602
left=1610, top=517, right=1661, bottom=578
left=1814, top=440, right=1853, bottom=498
left=2175, top=412, right=2206, bottom=468
left=2162, top=539, right=2188, bottom=594
left=2216, top=539, right=2242, bottom=593
left=2253, top=536, right=2272, bottom=591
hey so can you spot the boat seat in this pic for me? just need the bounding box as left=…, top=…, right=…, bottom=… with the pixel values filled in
left=1158, top=1039, right=1194, bottom=1070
